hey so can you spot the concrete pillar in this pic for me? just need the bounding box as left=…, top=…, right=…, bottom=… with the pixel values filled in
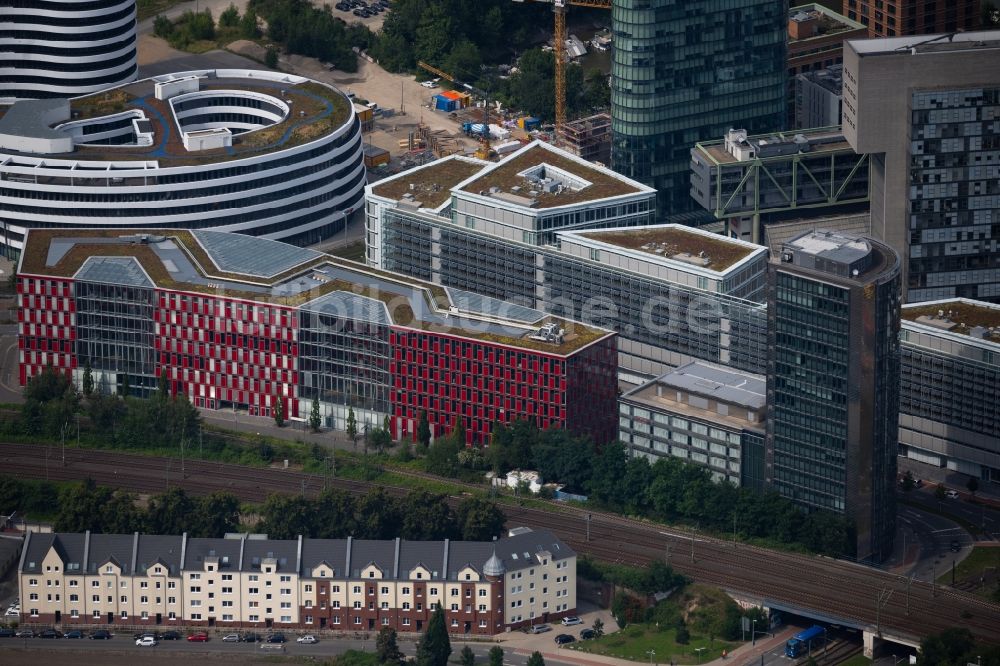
left=863, top=630, right=881, bottom=659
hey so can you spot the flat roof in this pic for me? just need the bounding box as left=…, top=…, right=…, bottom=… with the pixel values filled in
left=570, top=224, right=763, bottom=274
left=0, top=98, right=68, bottom=140
left=455, top=140, right=652, bottom=209
left=788, top=3, right=866, bottom=41
left=368, top=155, right=488, bottom=210
left=623, top=361, right=766, bottom=429
left=848, top=30, right=1000, bottom=56
left=902, top=298, right=1000, bottom=345
left=785, top=229, right=870, bottom=264
left=19, top=228, right=611, bottom=355
left=0, top=69, right=353, bottom=166
left=694, top=127, right=852, bottom=165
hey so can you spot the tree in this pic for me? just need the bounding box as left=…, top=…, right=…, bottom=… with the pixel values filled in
left=119, top=373, right=130, bottom=397
left=967, top=477, right=979, bottom=497
left=918, top=627, right=976, bottom=666
left=191, top=492, right=241, bottom=538
left=257, top=493, right=317, bottom=539
left=153, top=14, right=174, bottom=38
left=239, top=9, right=260, bottom=39
left=158, top=368, right=170, bottom=400
left=82, top=362, right=94, bottom=397
left=146, top=487, right=195, bottom=535
left=454, top=497, right=505, bottom=541
left=273, top=396, right=285, bottom=427
left=376, top=626, right=404, bottom=665
left=347, top=407, right=358, bottom=449
left=103, top=492, right=144, bottom=534
left=356, top=488, right=401, bottom=539
left=417, top=410, right=431, bottom=450
left=401, top=491, right=457, bottom=540
left=415, top=606, right=451, bottom=666
left=414, top=3, right=453, bottom=66
left=675, top=621, right=690, bottom=645
left=527, top=652, right=545, bottom=666
left=591, top=618, right=604, bottom=638
left=219, top=2, right=240, bottom=27
left=265, top=45, right=279, bottom=70
left=426, top=433, right=462, bottom=478
left=935, top=483, right=947, bottom=505
left=309, top=396, right=322, bottom=433
left=488, top=646, right=504, bottom=666
left=460, top=645, right=476, bottom=666
left=371, top=427, right=392, bottom=455
left=55, top=479, right=112, bottom=532
left=902, top=470, right=915, bottom=492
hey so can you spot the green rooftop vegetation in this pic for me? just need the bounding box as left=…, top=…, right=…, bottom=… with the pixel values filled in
left=371, top=158, right=485, bottom=209
left=581, top=226, right=756, bottom=272
left=904, top=300, right=1000, bottom=338
left=460, top=145, right=641, bottom=208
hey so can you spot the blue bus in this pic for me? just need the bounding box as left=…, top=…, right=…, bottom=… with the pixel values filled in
left=785, top=625, right=826, bottom=658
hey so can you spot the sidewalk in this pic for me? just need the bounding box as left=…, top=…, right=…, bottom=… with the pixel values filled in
left=897, top=457, right=1000, bottom=507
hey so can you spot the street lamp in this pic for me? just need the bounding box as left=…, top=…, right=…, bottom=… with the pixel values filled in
left=751, top=618, right=757, bottom=646
left=646, top=649, right=656, bottom=666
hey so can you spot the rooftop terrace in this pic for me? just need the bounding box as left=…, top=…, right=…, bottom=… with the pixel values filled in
left=694, top=127, right=853, bottom=165
left=902, top=299, right=1000, bottom=344
left=0, top=70, right=353, bottom=166
left=574, top=224, right=761, bottom=273
left=456, top=141, right=648, bottom=209
left=788, top=3, right=865, bottom=43
left=19, top=228, right=610, bottom=355
left=369, top=155, right=487, bottom=210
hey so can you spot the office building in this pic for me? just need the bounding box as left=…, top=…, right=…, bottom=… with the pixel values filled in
left=0, top=69, right=366, bottom=254
left=17, top=528, right=576, bottom=633
left=898, top=299, right=1000, bottom=484
left=690, top=127, right=869, bottom=243
left=765, top=229, right=901, bottom=563
left=843, top=0, right=981, bottom=37
left=843, top=32, right=1000, bottom=302
left=795, top=65, right=844, bottom=128
left=17, top=228, right=617, bottom=446
left=787, top=4, right=865, bottom=123
left=618, top=361, right=766, bottom=489
left=0, top=0, right=137, bottom=103
left=610, top=0, right=787, bottom=217
left=366, top=147, right=768, bottom=379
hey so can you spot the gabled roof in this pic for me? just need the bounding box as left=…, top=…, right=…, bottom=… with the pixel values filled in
left=135, top=534, right=184, bottom=577
left=87, top=534, right=136, bottom=575
left=183, top=537, right=241, bottom=571
left=398, top=540, right=445, bottom=579
left=243, top=538, right=298, bottom=573
left=300, top=539, right=349, bottom=576
left=348, top=540, right=395, bottom=578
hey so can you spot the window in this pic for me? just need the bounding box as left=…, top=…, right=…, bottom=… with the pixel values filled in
left=28, top=579, right=37, bottom=587
left=478, top=589, right=487, bottom=597
left=402, top=618, right=410, bottom=626
left=140, top=596, right=148, bottom=604
left=280, top=575, right=291, bottom=582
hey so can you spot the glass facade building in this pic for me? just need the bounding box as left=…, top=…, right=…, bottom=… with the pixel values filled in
left=898, top=299, right=1000, bottom=484
left=765, top=230, right=901, bottom=563
left=611, top=0, right=787, bottom=217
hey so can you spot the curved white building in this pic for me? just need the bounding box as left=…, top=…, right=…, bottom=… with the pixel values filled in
left=0, top=69, right=367, bottom=249
left=0, top=0, right=138, bottom=103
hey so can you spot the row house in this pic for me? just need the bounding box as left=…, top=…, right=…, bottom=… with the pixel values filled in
left=18, top=528, right=575, bottom=634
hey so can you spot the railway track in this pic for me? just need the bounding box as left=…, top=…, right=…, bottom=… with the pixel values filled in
left=2, top=441, right=998, bottom=644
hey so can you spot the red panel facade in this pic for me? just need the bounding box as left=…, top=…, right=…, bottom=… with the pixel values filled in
left=389, top=327, right=617, bottom=446
left=17, top=275, right=76, bottom=386
left=155, top=290, right=299, bottom=419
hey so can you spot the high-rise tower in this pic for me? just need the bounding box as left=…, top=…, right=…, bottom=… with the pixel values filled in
left=0, top=0, right=138, bottom=103
left=765, top=229, right=901, bottom=563
left=610, top=0, right=787, bottom=218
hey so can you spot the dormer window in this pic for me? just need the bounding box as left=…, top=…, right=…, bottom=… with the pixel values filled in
left=105, top=565, right=113, bottom=573
left=416, top=572, right=423, bottom=580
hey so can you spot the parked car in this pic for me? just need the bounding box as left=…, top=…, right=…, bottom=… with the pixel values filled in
left=579, top=628, right=596, bottom=640
left=240, top=633, right=261, bottom=643
left=420, top=80, right=436, bottom=88
left=64, top=630, right=84, bottom=639
left=0, top=628, right=15, bottom=638
left=161, top=631, right=182, bottom=640
left=266, top=633, right=287, bottom=643
left=297, top=634, right=318, bottom=644
left=38, top=629, right=62, bottom=639
left=561, top=616, right=582, bottom=626
left=89, top=630, right=112, bottom=640
left=187, top=632, right=209, bottom=642
left=222, top=633, right=240, bottom=642
left=136, top=636, right=158, bottom=647
left=15, top=629, right=34, bottom=638
left=555, top=633, right=575, bottom=645
left=526, top=624, right=551, bottom=634
left=4, top=607, right=19, bottom=617
left=134, top=632, right=161, bottom=641
left=945, top=489, right=960, bottom=499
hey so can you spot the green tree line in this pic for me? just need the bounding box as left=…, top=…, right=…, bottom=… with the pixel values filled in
left=482, top=421, right=855, bottom=558
left=248, top=0, right=372, bottom=71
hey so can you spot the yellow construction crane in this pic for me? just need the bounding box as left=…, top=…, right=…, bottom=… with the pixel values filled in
left=417, top=61, right=494, bottom=160
left=513, top=0, right=611, bottom=139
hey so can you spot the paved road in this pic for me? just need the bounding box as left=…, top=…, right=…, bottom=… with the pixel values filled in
left=901, top=485, right=1000, bottom=538
left=0, top=634, right=584, bottom=665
